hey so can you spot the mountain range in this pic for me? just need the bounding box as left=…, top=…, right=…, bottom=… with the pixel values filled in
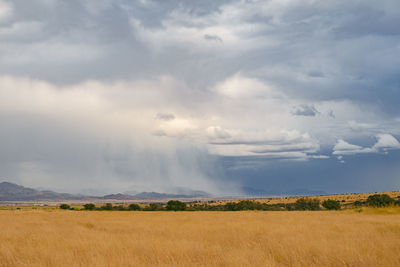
left=0, top=182, right=210, bottom=201
left=0, top=181, right=327, bottom=202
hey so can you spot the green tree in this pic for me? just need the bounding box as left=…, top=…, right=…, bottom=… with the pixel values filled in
left=128, top=203, right=141, bottom=211
left=366, top=194, right=394, bottom=207
left=101, top=203, right=113, bottom=210
left=145, top=203, right=164, bottom=211
left=166, top=200, right=186, bottom=211
left=294, top=198, right=321, bottom=210
left=224, top=200, right=263, bottom=211
left=396, top=196, right=400, bottom=206
left=83, top=203, right=96, bottom=210
left=322, top=199, right=341, bottom=210
left=59, top=204, right=70, bottom=210
left=113, top=205, right=126, bottom=211
left=225, top=202, right=239, bottom=211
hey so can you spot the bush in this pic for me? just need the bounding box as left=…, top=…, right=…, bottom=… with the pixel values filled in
left=322, top=199, right=341, bottom=210
left=224, top=200, right=263, bottom=211
left=166, top=200, right=186, bottom=211
left=224, top=202, right=239, bottom=211
left=294, top=198, right=321, bottom=210
left=101, top=203, right=113, bottom=210
left=83, top=203, right=96, bottom=210
left=113, top=205, right=126, bottom=211
left=128, top=203, right=141, bottom=211
left=353, top=200, right=363, bottom=207
left=396, top=196, right=400, bottom=206
left=59, top=204, right=70, bottom=210
left=366, top=194, right=394, bottom=207
left=145, top=203, right=164, bottom=211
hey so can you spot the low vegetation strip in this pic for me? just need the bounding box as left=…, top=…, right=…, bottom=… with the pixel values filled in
left=0, top=210, right=399, bottom=266
left=58, top=193, right=400, bottom=212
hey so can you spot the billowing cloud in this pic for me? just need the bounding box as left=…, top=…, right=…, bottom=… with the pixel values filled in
left=333, top=139, right=371, bottom=155
left=206, top=126, right=320, bottom=160
left=373, top=134, right=400, bottom=151
left=0, top=76, right=223, bottom=194
left=0, top=0, right=400, bottom=194
left=333, top=134, right=400, bottom=156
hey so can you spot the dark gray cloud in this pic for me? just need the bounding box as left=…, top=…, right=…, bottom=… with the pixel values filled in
left=0, top=0, right=398, bottom=112
left=1, top=0, right=400, bottom=194
left=204, top=34, right=223, bottom=42
left=292, top=105, right=319, bottom=117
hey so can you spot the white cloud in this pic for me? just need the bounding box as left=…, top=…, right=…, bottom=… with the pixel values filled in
left=0, top=0, right=399, bottom=193
left=0, top=76, right=221, bottom=194
left=1, top=71, right=398, bottom=181
left=206, top=126, right=231, bottom=140
left=333, top=139, right=364, bottom=154
left=211, top=74, right=283, bottom=99
left=373, top=134, right=400, bottom=150
left=333, top=134, right=400, bottom=157
left=206, top=126, right=320, bottom=160
left=155, top=118, right=199, bottom=139
left=347, top=120, right=377, bottom=131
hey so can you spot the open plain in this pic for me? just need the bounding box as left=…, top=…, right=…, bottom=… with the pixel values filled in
left=1, top=208, right=399, bottom=266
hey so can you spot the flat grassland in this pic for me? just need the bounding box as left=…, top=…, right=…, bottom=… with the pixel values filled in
left=212, top=191, right=400, bottom=206
left=1, top=209, right=400, bottom=266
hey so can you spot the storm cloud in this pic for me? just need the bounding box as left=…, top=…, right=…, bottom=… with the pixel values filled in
left=1, top=0, right=400, bottom=194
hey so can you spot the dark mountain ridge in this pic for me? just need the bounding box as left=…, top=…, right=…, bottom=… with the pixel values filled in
left=0, top=182, right=84, bottom=201
left=0, top=181, right=326, bottom=201
left=0, top=182, right=210, bottom=201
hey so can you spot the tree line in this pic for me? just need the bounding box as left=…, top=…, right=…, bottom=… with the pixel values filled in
left=59, top=194, right=400, bottom=211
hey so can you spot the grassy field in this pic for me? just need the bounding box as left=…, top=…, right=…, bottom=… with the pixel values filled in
left=1, top=209, right=400, bottom=266
left=208, top=191, right=400, bottom=206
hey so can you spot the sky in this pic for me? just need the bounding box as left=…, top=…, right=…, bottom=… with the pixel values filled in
left=0, top=0, right=400, bottom=195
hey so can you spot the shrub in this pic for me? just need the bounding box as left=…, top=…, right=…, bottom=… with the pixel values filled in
left=396, top=196, right=400, bottom=205
left=224, top=200, right=263, bottom=211
left=353, top=200, right=363, bottom=207
left=145, top=203, right=164, bottom=211
left=166, top=200, right=186, bottom=211
left=224, top=202, right=239, bottom=211
left=294, top=198, right=321, bottom=210
left=238, top=200, right=263, bottom=210
left=128, top=203, right=141, bottom=211
left=113, top=205, right=126, bottom=211
left=83, top=203, right=96, bottom=210
left=366, top=194, right=394, bottom=207
left=101, top=203, right=113, bottom=210
left=59, top=204, right=70, bottom=210
left=322, top=199, right=341, bottom=210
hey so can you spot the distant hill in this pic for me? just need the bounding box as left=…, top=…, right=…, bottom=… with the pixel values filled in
left=0, top=181, right=211, bottom=201
left=102, top=193, right=137, bottom=200
left=0, top=182, right=83, bottom=201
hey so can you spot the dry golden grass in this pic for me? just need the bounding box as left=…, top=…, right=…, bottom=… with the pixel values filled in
left=0, top=210, right=400, bottom=266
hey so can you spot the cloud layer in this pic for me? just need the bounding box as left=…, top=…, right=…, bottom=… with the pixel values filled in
left=0, top=0, right=400, bottom=194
